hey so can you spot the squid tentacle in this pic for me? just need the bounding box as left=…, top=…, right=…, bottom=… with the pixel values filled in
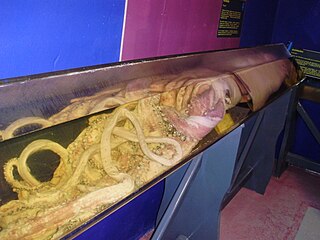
left=2, top=117, right=52, bottom=140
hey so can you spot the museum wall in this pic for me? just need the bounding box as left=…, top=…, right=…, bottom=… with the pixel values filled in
left=0, top=0, right=240, bottom=80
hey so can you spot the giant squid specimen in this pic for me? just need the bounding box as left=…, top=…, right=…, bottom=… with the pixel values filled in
left=0, top=68, right=217, bottom=141
left=0, top=59, right=297, bottom=239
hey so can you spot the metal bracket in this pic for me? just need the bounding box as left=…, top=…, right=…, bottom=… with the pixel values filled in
left=296, top=101, right=320, bottom=145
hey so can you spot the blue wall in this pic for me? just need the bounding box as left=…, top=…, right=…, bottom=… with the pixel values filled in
left=272, top=0, right=320, bottom=51
left=240, top=0, right=279, bottom=47
left=0, top=1, right=125, bottom=79
left=241, top=0, right=320, bottom=51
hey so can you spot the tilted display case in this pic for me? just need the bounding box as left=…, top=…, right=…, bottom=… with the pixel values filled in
left=0, top=44, right=302, bottom=239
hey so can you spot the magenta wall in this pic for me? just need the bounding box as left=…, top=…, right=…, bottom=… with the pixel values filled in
left=121, top=0, right=240, bottom=60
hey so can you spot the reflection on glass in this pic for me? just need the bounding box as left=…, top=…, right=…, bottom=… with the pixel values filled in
left=0, top=48, right=300, bottom=239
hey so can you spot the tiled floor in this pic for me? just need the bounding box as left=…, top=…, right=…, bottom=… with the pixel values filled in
left=220, top=166, right=320, bottom=240
left=140, top=166, right=320, bottom=240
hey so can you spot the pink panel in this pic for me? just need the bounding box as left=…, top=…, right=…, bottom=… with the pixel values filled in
left=121, top=0, right=240, bottom=60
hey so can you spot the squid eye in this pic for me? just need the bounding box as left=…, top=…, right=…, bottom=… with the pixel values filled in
left=225, top=89, right=231, bottom=105
left=225, top=89, right=231, bottom=99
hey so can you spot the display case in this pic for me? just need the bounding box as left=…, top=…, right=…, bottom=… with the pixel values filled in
left=0, top=44, right=301, bottom=239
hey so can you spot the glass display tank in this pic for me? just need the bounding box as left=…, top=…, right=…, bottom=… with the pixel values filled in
left=0, top=44, right=301, bottom=239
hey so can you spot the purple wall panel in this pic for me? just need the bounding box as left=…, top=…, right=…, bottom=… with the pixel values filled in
left=121, top=0, right=240, bottom=60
